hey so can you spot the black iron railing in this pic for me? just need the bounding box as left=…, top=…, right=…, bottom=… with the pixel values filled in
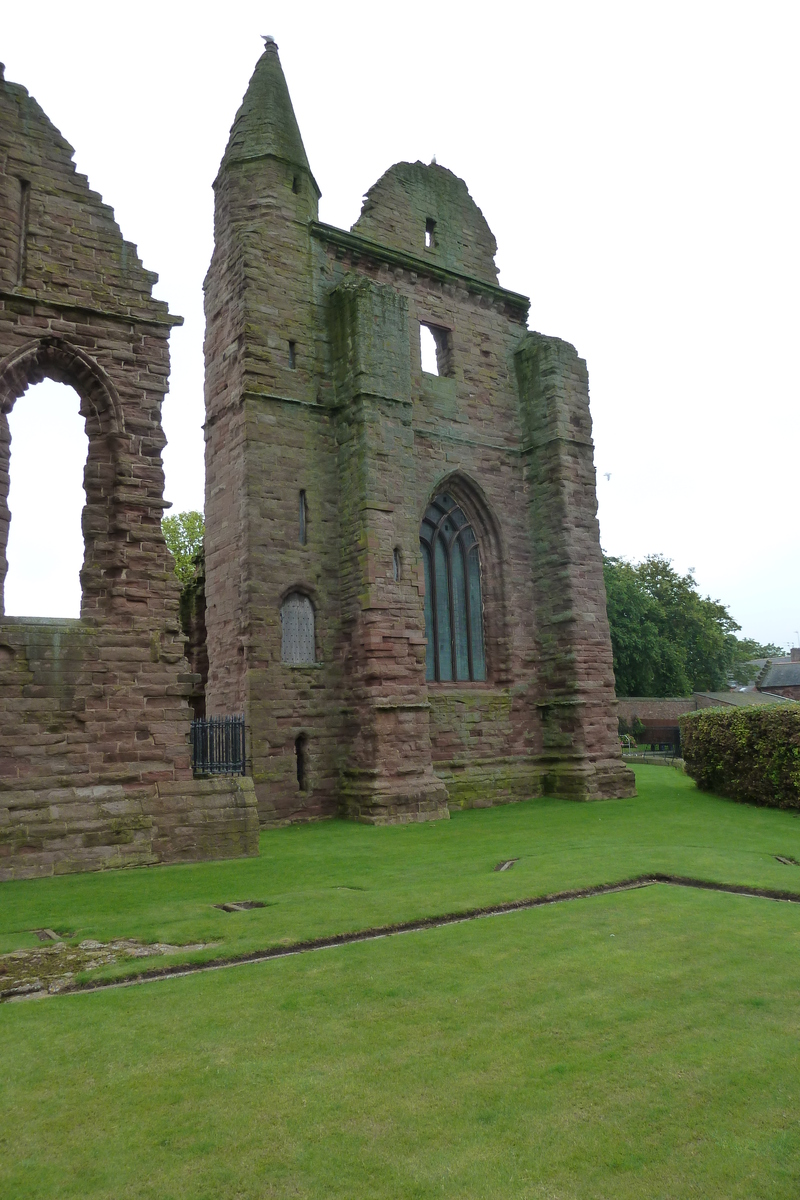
left=191, top=715, right=246, bottom=776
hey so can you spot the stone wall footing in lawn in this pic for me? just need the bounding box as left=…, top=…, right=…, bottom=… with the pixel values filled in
left=0, top=776, right=259, bottom=879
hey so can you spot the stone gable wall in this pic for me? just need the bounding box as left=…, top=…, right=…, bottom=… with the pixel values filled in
left=0, top=74, right=167, bottom=319
left=199, top=42, right=634, bottom=825
left=0, top=68, right=259, bottom=878
left=314, top=245, right=543, bottom=808
left=352, top=161, right=499, bottom=285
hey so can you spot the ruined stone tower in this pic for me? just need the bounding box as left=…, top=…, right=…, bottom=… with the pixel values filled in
left=204, top=38, right=635, bottom=825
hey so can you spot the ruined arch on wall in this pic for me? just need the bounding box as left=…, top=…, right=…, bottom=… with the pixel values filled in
left=420, top=471, right=511, bottom=685
left=0, top=338, right=124, bottom=618
left=0, top=337, right=125, bottom=432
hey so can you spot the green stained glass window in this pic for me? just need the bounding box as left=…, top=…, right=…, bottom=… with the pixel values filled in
left=434, top=537, right=453, bottom=681
left=419, top=493, right=486, bottom=683
left=468, top=548, right=486, bottom=681
left=422, top=544, right=435, bottom=682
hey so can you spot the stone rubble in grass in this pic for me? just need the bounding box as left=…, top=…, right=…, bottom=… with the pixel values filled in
left=0, top=937, right=213, bottom=998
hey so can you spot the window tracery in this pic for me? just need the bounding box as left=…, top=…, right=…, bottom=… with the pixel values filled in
left=419, top=493, right=486, bottom=682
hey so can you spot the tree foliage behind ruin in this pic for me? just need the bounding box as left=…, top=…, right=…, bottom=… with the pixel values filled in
left=162, top=511, right=204, bottom=586
left=603, top=554, right=781, bottom=697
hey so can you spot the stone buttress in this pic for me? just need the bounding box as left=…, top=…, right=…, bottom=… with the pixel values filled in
left=515, top=334, right=635, bottom=799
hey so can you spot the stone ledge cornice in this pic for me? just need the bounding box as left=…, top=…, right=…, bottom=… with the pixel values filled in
left=520, top=435, right=595, bottom=453
left=310, top=221, right=530, bottom=319
left=214, top=151, right=322, bottom=198
left=0, top=291, right=183, bottom=329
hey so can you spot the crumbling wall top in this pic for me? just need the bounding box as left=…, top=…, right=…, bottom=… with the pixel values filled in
left=352, top=160, right=499, bottom=286
left=0, top=65, right=179, bottom=325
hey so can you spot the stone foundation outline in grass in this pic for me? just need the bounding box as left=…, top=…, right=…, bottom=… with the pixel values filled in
left=3, top=881, right=800, bottom=1198
left=7, top=871, right=800, bottom=1003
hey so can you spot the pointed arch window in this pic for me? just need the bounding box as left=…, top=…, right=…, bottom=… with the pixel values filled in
left=420, top=494, right=486, bottom=682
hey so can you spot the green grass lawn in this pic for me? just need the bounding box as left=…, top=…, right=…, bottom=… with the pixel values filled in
left=3, top=766, right=800, bottom=980
left=3, top=884, right=800, bottom=1198
left=2, top=766, right=800, bottom=1198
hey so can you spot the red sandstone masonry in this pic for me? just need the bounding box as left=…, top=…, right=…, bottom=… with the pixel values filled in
left=0, top=67, right=258, bottom=876
left=761, top=687, right=800, bottom=702
left=514, top=334, right=634, bottom=799
left=329, top=275, right=448, bottom=822
left=203, top=42, right=633, bottom=823
left=616, top=698, right=698, bottom=723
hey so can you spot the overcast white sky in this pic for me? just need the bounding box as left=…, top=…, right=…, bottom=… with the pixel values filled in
left=3, top=0, right=799, bottom=646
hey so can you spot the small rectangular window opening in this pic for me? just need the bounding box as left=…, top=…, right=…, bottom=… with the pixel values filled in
left=420, top=322, right=453, bottom=378
left=299, top=490, right=307, bottom=545
left=393, top=547, right=402, bottom=582
left=292, top=175, right=300, bottom=194
left=420, top=324, right=439, bottom=375
left=425, top=218, right=436, bottom=249
left=288, top=340, right=296, bottom=370
left=16, top=179, right=30, bottom=286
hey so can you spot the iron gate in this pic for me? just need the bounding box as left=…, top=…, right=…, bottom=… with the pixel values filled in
left=191, top=715, right=246, bottom=775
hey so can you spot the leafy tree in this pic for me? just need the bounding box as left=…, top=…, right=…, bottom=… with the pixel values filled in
left=602, top=557, right=664, bottom=695
left=162, top=510, right=204, bottom=585
left=733, top=637, right=783, bottom=659
left=635, top=556, right=738, bottom=693
left=603, top=554, right=779, bottom=697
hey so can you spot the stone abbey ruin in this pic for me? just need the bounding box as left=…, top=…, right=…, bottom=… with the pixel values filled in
left=0, top=41, right=633, bottom=879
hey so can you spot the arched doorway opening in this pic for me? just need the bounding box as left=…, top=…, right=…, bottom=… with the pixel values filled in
left=4, top=379, right=88, bottom=617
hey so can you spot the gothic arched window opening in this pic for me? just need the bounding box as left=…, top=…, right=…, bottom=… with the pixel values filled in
left=3, top=379, right=88, bottom=618
left=420, top=493, right=486, bottom=683
left=280, top=591, right=315, bottom=664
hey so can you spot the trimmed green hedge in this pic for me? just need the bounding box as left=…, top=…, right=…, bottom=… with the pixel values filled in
left=680, top=704, right=800, bottom=808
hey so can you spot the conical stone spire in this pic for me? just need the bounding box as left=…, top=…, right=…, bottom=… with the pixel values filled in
left=220, top=37, right=319, bottom=193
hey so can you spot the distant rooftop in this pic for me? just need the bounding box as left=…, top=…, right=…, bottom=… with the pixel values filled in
left=694, top=690, right=796, bottom=707
left=759, top=662, right=800, bottom=689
